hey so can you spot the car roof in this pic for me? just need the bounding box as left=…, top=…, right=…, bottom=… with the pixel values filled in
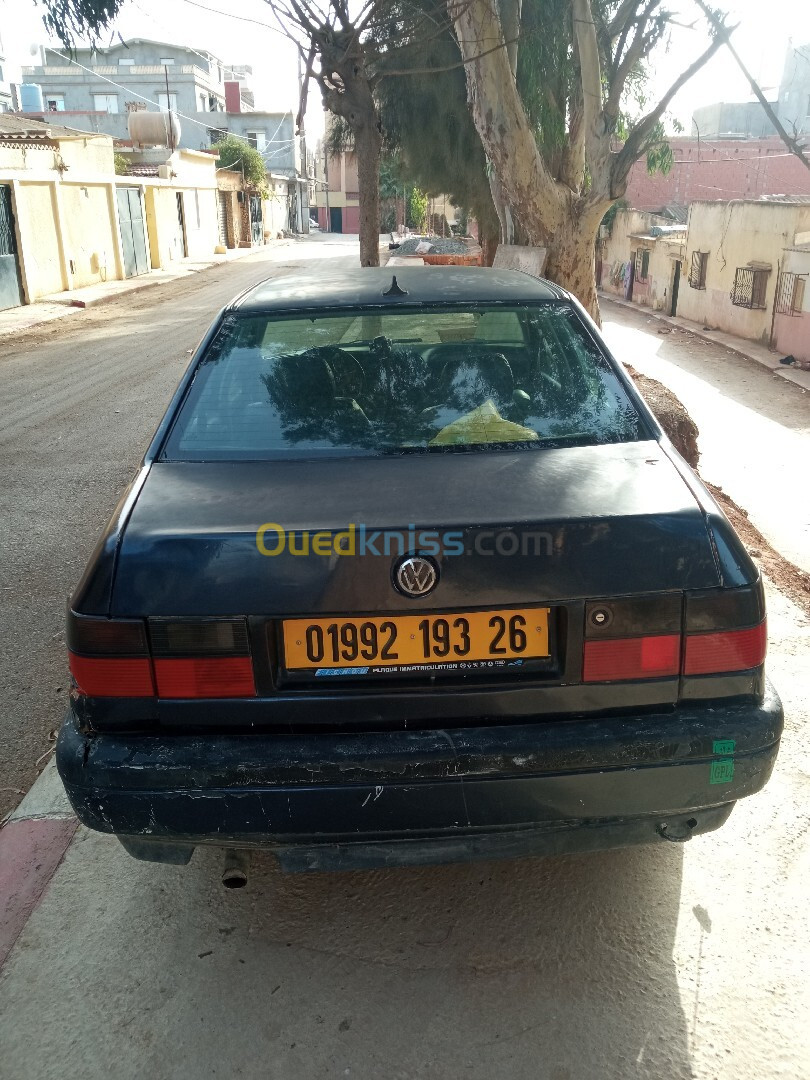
left=229, top=266, right=568, bottom=313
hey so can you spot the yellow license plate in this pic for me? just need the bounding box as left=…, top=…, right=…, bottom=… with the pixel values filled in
left=282, top=608, right=550, bottom=671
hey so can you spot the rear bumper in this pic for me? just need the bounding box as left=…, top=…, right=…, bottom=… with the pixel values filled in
left=56, top=684, right=783, bottom=870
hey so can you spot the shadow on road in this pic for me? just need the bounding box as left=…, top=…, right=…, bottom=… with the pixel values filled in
left=0, top=831, right=694, bottom=1080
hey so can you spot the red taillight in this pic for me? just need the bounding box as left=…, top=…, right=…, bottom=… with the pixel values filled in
left=68, top=612, right=256, bottom=699
left=153, top=657, right=256, bottom=698
left=68, top=654, right=155, bottom=697
left=683, top=621, right=767, bottom=675
left=583, top=634, right=681, bottom=682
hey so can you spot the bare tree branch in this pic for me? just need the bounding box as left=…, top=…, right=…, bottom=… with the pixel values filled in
left=692, top=0, right=810, bottom=173
left=605, top=0, right=663, bottom=119
left=611, top=23, right=731, bottom=193
left=379, top=33, right=521, bottom=78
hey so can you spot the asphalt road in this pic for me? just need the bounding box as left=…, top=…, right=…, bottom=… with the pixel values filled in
left=0, top=235, right=357, bottom=818
left=1, top=253, right=809, bottom=1077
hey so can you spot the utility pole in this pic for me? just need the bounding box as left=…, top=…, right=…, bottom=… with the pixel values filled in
left=163, top=64, right=174, bottom=152
left=297, top=54, right=308, bottom=232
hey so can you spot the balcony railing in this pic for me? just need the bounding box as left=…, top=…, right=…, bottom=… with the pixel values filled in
left=23, top=64, right=213, bottom=80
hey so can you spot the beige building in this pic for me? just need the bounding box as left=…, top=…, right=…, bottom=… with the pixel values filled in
left=599, top=209, right=686, bottom=316
left=599, top=197, right=810, bottom=363
left=0, top=114, right=226, bottom=311
left=677, top=198, right=810, bottom=346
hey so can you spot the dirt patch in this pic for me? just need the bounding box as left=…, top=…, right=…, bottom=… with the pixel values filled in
left=705, top=482, right=810, bottom=618
left=626, top=365, right=700, bottom=469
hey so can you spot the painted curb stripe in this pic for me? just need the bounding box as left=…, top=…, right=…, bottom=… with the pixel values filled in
left=0, top=816, right=77, bottom=970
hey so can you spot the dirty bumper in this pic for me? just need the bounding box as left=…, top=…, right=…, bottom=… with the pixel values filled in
left=56, top=686, right=782, bottom=870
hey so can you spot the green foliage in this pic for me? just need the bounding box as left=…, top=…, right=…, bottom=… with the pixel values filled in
left=645, top=118, right=683, bottom=176
left=379, top=154, right=406, bottom=201
left=407, top=187, right=428, bottom=231
left=113, top=152, right=129, bottom=175
left=323, top=116, right=353, bottom=159
left=646, top=141, right=674, bottom=176
left=212, top=135, right=267, bottom=191
left=376, top=14, right=498, bottom=242
left=600, top=199, right=628, bottom=233
left=514, top=0, right=574, bottom=161
left=38, top=0, right=124, bottom=47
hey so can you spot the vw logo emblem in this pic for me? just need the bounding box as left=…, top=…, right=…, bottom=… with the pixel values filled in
left=394, top=555, right=439, bottom=598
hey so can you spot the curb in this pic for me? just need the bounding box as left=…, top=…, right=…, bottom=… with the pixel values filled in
left=599, top=292, right=809, bottom=391
left=0, top=760, right=77, bottom=971
left=0, top=242, right=278, bottom=338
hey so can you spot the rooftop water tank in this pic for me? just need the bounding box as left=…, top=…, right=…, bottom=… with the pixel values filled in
left=20, top=84, right=45, bottom=112
left=127, top=110, right=182, bottom=150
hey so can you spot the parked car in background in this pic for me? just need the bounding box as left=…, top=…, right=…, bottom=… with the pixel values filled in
left=309, top=217, right=320, bottom=230
left=57, top=267, right=782, bottom=883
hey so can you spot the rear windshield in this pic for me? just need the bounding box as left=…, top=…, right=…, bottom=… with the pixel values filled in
left=162, top=304, right=645, bottom=461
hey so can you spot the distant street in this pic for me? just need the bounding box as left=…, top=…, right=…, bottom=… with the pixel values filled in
left=0, top=234, right=358, bottom=816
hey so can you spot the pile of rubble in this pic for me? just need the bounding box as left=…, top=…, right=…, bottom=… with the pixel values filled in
left=392, top=236, right=474, bottom=256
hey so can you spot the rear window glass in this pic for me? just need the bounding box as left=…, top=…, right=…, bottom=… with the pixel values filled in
left=162, top=304, right=645, bottom=461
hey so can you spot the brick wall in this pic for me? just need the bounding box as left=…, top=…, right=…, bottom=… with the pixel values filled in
left=624, top=138, right=810, bottom=209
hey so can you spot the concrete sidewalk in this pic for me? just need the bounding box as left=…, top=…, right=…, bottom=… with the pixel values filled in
left=599, top=292, right=810, bottom=392
left=0, top=760, right=75, bottom=968
left=0, top=241, right=291, bottom=338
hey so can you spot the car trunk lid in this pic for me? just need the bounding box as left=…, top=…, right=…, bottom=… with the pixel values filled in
left=112, top=440, right=721, bottom=618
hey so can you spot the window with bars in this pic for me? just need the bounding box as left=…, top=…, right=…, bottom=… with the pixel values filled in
left=775, top=271, right=807, bottom=316
left=731, top=267, right=770, bottom=309
left=635, top=248, right=650, bottom=282
left=689, top=250, right=708, bottom=289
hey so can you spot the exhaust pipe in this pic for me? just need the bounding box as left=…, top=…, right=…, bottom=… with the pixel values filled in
left=221, top=849, right=251, bottom=889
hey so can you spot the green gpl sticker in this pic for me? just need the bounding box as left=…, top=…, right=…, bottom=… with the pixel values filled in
left=713, top=740, right=736, bottom=756
left=710, top=759, right=735, bottom=784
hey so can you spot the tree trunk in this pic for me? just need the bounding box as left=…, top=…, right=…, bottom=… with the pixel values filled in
left=449, top=0, right=607, bottom=320
left=540, top=213, right=602, bottom=323
left=480, top=229, right=499, bottom=266
left=353, top=120, right=382, bottom=267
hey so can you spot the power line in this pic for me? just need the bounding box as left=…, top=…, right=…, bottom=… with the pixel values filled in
left=175, top=0, right=289, bottom=38
left=131, top=1, right=260, bottom=82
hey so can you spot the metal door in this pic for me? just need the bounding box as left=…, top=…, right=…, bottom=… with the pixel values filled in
left=116, top=187, right=149, bottom=277
left=217, top=191, right=228, bottom=245
left=249, top=195, right=263, bottom=245
left=670, top=260, right=681, bottom=316
left=0, top=185, right=24, bottom=310
left=330, top=207, right=343, bottom=234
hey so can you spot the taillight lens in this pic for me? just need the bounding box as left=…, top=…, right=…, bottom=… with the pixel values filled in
left=583, top=634, right=681, bottom=682
left=67, top=612, right=256, bottom=699
left=68, top=612, right=154, bottom=698
left=153, top=657, right=255, bottom=698
left=683, top=621, right=767, bottom=675
left=149, top=618, right=256, bottom=698
left=68, top=654, right=155, bottom=697
left=581, top=585, right=768, bottom=684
